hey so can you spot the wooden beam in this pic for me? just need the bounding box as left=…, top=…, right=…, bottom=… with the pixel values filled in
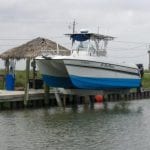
left=24, top=58, right=30, bottom=106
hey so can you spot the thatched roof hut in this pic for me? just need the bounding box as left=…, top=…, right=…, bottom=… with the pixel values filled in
left=0, top=37, right=70, bottom=60
left=0, top=37, right=71, bottom=103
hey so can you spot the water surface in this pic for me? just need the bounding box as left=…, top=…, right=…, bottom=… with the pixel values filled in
left=0, top=100, right=150, bottom=150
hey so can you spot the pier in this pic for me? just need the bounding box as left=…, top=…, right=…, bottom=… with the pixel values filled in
left=0, top=88, right=149, bottom=110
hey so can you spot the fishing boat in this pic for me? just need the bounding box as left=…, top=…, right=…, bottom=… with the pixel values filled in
left=36, top=30, right=141, bottom=90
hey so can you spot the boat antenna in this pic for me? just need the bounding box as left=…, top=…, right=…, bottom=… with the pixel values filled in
left=73, top=20, right=76, bottom=34
left=72, top=19, right=76, bottom=46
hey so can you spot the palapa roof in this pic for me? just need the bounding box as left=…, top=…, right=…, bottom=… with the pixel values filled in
left=0, top=37, right=70, bottom=60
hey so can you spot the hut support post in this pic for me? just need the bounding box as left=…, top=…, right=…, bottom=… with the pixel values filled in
left=5, top=59, right=9, bottom=74
left=24, top=58, right=30, bottom=106
left=32, top=59, right=36, bottom=89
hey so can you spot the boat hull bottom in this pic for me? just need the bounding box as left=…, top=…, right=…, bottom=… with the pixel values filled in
left=69, top=75, right=141, bottom=90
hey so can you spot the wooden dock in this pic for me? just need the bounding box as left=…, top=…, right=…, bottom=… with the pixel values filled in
left=0, top=88, right=149, bottom=110
left=0, top=89, right=45, bottom=102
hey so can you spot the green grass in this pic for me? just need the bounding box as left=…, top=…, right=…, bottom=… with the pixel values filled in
left=0, top=69, right=42, bottom=89
left=142, top=72, right=150, bottom=89
left=15, top=70, right=42, bottom=87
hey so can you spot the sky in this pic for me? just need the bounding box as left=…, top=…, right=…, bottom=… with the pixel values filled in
left=0, top=0, right=150, bottom=69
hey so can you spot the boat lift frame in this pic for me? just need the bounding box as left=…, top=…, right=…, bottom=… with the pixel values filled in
left=53, top=88, right=130, bottom=107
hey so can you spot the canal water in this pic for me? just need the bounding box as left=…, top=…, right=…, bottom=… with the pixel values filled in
left=0, top=100, right=150, bottom=150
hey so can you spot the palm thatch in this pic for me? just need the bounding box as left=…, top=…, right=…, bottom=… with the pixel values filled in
left=0, top=37, right=70, bottom=60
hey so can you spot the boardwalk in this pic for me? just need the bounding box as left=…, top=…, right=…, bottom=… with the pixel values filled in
left=0, top=88, right=149, bottom=110
left=0, top=89, right=45, bottom=102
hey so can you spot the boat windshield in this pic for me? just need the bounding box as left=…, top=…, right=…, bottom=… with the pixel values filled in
left=74, top=40, right=96, bottom=52
left=77, top=41, right=88, bottom=51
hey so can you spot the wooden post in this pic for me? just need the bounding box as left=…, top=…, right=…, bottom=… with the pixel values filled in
left=5, top=59, right=9, bottom=74
left=72, top=95, right=78, bottom=109
left=83, top=95, right=90, bottom=111
left=69, top=95, right=73, bottom=105
left=24, top=58, right=30, bottom=106
left=44, top=84, right=49, bottom=106
left=84, top=95, right=90, bottom=104
left=89, top=95, right=94, bottom=109
left=31, top=59, right=36, bottom=89
left=103, top=94, right=108, bottom=110
left=63, top=94, right=66, bottom=107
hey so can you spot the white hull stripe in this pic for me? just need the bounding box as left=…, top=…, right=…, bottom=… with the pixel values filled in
left=65, top=63, right=139, bottom=76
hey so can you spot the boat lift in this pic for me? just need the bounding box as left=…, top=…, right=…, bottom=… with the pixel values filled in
left=53, top=88, right=130, bottom=107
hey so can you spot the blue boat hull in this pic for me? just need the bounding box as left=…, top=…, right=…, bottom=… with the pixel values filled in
left=69, top=75, right=141, bottom=89
left=42, top=74, right=141, bottom=90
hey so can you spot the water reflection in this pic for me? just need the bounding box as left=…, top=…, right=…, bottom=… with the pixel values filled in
left=67, top=100, right=143, bottom=115
left=0, top=100, right=149, bottom=150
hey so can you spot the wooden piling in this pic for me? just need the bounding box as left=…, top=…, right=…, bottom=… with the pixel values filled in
left=63, top=94, right=66, bottom=107
left=103, top=94, right=108, bottom=110
left=44, top=84, right=50, bottom=106
left=84, top=95, right=90, bottom=104
left=72, top=95, right=78, bottom=108
left=89, top=95, right=94, bottom=109
left=24, top=58, right=30, bottom=106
